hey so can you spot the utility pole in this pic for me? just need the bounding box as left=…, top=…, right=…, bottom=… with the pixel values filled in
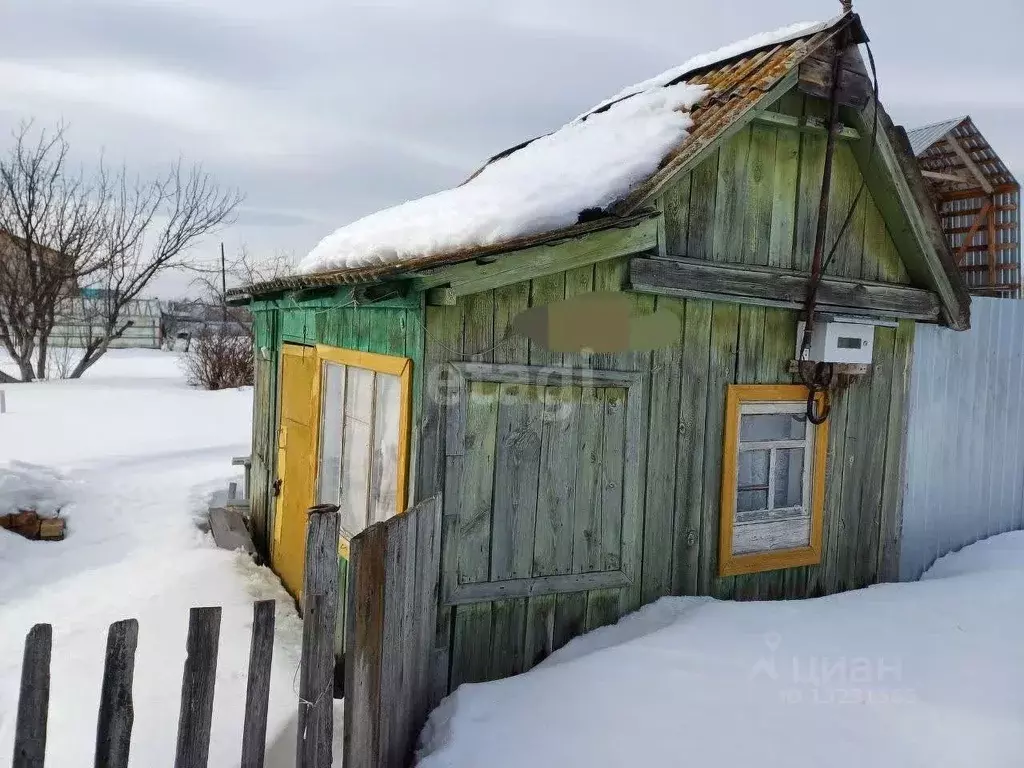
left=220, top=242, right=227, bottom=322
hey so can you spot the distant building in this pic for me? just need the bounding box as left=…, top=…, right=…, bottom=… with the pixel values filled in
left=907, top=117, right=1021, bottom=297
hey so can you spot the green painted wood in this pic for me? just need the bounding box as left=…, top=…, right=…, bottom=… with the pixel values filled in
left=601, top=388, right=627, bottom=573
left=640, top=298, right=683, bottom=604
left=533, top=386, right=582, bottom=577
left=865, top=191, right=909, bottom=284
left=837, top=371, right=874, bottom=594
left=794, top=97, right=827, bottom=274
left=671, top=299, right=711, bottom=596
left=449, top=379, right=499, bottom=689
left=878, top=320, right=914, bottom=582
left=769, top=119, right=801, bottom=270
left=698, top=302, right=739, bottom=596
left=491, top=384, right=544, bottom=581
left=686, top=149, right=720, bottom=260
left=745, top=124, right=778, bottom=266
left=528, top=273, right=566, bottom=367
left=818, top=385, right=850, bottom=596
left=713, top=127, right=753, bottom=264
left=585, top=589, right=622, bottom=631
left=856, top=327, right=896, bottom=589
left=450, top=604, right=493, bottom=688
left=462, top=291, right=496, bottom=363
left=493, top=283, right=530, bottom=365
left=824, top=143, right=868, bottom=279
left=661, top=172, right=692, bottom=255
left=573, top=388, right=608, bottom=573
left=488, top=599, right=526, bottom=679
left=730, top=304, right=766, bottom=601
left=424, top=304, right=464, bottom=703
left=412, top=218, right=659, bottom=297
left=562, top=265, right=595, bottom=370
left=457, top=382, right=500, bottom=585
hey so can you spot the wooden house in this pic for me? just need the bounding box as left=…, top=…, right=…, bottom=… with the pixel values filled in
left=907, top=116, right=1021, bottom=297
left=229, top=11, right=970, bottom=695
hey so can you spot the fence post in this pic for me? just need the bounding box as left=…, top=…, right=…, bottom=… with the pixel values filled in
left=297, top=504, right=340, bottom=768
left=174, top=607, right=222, bottom=768
left=13, top=624, right=51, bottom=768
left=240, top=600, right=276, bottom=768
left=94, top=619, right=139, bottom=768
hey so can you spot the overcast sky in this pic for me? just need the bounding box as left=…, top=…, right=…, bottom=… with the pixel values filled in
left=2, top=0, right=1022, bottom=296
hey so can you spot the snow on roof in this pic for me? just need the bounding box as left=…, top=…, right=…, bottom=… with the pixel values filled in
left=299, top=18, right=828, bottom=277
left=576, top=20, right=823, bottom=120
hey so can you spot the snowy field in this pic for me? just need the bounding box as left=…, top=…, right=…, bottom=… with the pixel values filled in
left=419, top=533, right=1024, bottom=768
left=0, top=350, right=316, bottom=767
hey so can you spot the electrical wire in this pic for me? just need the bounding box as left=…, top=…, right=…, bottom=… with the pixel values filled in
left=798, top=36, right=881, bottom=425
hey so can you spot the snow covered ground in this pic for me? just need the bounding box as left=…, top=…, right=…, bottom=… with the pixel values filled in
left=0, top=350, right=321, bottom=767
left=419, top=533, right=1024, bottom=768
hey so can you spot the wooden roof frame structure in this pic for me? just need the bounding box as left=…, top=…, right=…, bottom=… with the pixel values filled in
left=907, top=116, right=1021, bottom=298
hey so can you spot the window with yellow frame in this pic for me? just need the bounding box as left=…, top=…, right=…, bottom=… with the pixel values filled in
left=313, top=345, right=412, bottom=554
left=719, top=384, right=828, bottom=577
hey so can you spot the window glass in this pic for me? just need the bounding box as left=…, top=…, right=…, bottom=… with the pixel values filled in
left=339, top=366, right=374, bottom=537
left=369, top=372, right=402, bottom=524
left=773, top=447, right=805, bottom=509
left=317, top=362, right=345, bottom=506
left=740, top=412, right=806, bottom=442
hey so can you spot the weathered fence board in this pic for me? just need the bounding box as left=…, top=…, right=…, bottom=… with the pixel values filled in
left=297, top=505, right=340, bottom=768
left=10, top=503, right=344, bottom=768
left=903, top=297, right=1024, bottom=579
left=174, top=607, right=222, bottom=768
left=345, top=495, right=442, bottom=768
left=240, top=600, right=276, bottom=768
left=94, top=619, right=139, bottom=768
left=13, top=624, right=51, bottom=768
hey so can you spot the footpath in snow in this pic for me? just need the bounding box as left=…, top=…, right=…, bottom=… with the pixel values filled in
left=0, top=350, right=318, bottom=767
left=419, top=532, right=1024, bottom=768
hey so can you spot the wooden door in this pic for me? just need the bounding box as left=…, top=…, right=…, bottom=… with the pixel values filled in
left=274, top=344, right=320, bottom=598
left=440, top=363, right=647, bottom=687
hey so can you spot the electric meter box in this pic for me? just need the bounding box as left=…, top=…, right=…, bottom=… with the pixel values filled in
left=796, top=320, right=875, bottom=364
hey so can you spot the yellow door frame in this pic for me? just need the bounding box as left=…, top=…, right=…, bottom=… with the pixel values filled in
left=273, top=342, right=414, bottom=595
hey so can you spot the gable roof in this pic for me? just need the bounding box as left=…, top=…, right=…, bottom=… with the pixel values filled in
left=237, top=14, right=860, bottom=298
left=235, top=11, right=968, bottom=330
left=907, top=116, right=1018, bottom=193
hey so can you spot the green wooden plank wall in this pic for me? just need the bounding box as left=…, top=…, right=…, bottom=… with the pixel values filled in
left=665, top=92, right=909, bottom=284
left=418, top=257, right=914, bottom=696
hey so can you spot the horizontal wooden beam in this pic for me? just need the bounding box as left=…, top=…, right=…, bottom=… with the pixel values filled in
left=944, top=221, right=1015, bottom=235
left=937, top=183, right=1019, bottom=202
left=444, top=570, right=632, bottom=605
left=751, top=111, right=860, bottom=140
left=941, top=204, right=1017, bottom=217
left=957, top=242, right=1017, bottom=254
left=922, top=170, right=976, bottom=185
left=629, top=256, right=942, bottom=322
left=415, top=217, right=658, bottom=301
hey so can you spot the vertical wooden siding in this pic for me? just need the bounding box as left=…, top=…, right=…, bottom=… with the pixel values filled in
left=660, top=92, right=909, bottom=284
left=418, top=258, right=913, bottom=699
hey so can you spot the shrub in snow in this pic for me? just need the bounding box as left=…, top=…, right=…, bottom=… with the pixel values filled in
left=182, top=329, right=254, bottom=390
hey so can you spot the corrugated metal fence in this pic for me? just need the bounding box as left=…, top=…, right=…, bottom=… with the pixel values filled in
left=901, top=297, right=1024, bottom=579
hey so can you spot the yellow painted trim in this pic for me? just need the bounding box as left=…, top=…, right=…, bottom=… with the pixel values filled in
left=311, top=344, right=413, bottom=518
left=718, top=384, right=829, bottom=577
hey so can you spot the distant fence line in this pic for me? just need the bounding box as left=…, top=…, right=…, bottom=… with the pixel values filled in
left=901, top=297, right=1024, bottom=579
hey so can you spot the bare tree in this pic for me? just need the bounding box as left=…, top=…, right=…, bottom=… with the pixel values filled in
left=179, top=247, right=294, bottom=389
left=0, top=121, right=242, bottom=382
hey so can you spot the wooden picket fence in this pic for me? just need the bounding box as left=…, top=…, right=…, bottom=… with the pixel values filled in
left=10, top=504, right=341, bottom=768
